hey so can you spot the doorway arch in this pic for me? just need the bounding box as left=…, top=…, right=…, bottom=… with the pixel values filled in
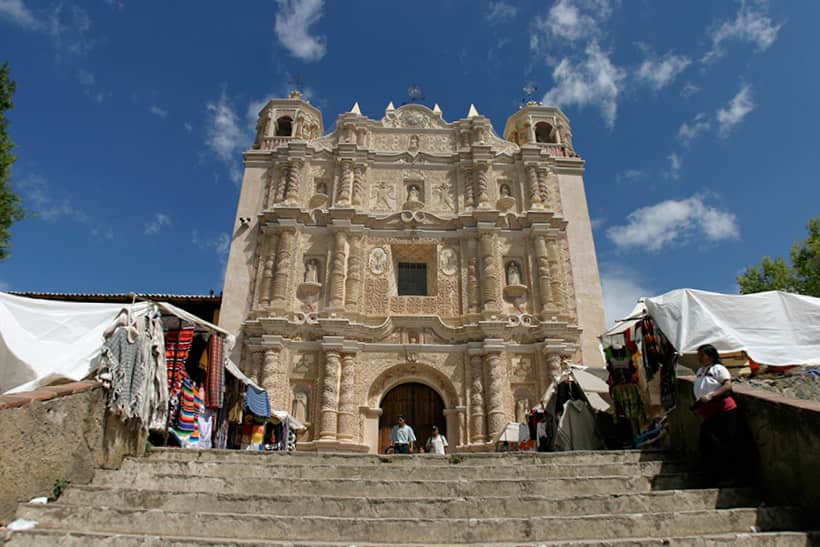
left=378, top=382, right=445, bottom=454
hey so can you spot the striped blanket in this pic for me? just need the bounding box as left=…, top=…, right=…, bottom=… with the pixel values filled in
left=165, top=326, right=195, bottom=396
left=205, top=335, right=224, bottom=409
left=171, top=377, right=201, bottom=446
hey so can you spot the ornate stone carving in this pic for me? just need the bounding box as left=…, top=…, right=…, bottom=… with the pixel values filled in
left=274, top=163, right=288, bottom=203
left=371, top=180, right=395, bottom=211
left=270, top=230, right=295, bottom=309
left=259, top=348, right=283, bottom=401
left=469, top=354, right=486, bottom=443
left=292, top=353, right=316, bottom=376
left=533, top=235, right=555, bottom=315
left=547, top=239, right=567, bottom=313
left=345, top=234, right=364, bottom=308
left=475, top=164, right=490, bottom=207
left=369, top=247, right=388, bottom=275
left=337, top=160, right=353, bottom=206
left=434, top=179, right=453, bottom=211
left=511, top=355, right=532, bottom=381
left=479, top=232, right=499, bottom=312
left=352, top=164, right=367, bottom=206
left=439, top=247, right=458, bottom=276
left=328, top=232, right=349, bottom=309
left=284, top=159, right=304, bottom=204
left=337, top=353, right=357, bottom=441
left=462, top=166, right=475, bottom=210
left=259, top=233, right=279, bottom=307
left=485, top=351, right=506, bottom=440
left=526, top=165, right=543, bottom=209
left=364, top=276, right=389, bottom=315
left=318, top=350, right=341, bottom=441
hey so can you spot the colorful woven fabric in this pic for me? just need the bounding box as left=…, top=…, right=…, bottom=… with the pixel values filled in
left=205, top=335, right=224, bottom=409
left=171, top=377, right=201, bottom=446
left=612, top=383, right=644, bottom=422
left=244, top=384, right=271, bottom=418
left=165, top=326, right=195, bottom=395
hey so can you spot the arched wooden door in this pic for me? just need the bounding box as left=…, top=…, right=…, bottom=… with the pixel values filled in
left=378, top=382, right=445, bottom=453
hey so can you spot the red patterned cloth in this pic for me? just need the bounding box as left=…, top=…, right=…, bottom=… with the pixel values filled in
left=165, top=326, right=195, bottom=396
left=205, top=334, right=224, bottom=409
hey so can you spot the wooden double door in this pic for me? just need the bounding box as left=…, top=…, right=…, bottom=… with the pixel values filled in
left=378, top=382, right=445, bottom=453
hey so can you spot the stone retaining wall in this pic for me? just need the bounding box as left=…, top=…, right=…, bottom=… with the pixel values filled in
left=670, top=376, right=820, bottom=509
left=0, top=382, right=145, bottom=524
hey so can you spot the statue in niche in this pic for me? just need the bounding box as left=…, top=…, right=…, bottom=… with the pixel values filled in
left=304, top=259, right=320, bottom=284
left=315, top=181, right=328, bottom=195
left=407, top=184, right=422, bottom=203
left=292, top=390, right=309, bottom=424
left=409, top=134, right=419, bottom=151
left=506, top=261, right=522, bottom=286
left=440, top=247, right=457, bottom=276
left=435, top=181, right=453, bottom=210
left=500, top=184, right=512, bottom=198
left=369, top=247, right=388, bottom=275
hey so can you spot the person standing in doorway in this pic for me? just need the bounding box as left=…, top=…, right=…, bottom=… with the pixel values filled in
left=391, top=415, right=416, bottom=454
left=425, top=425, right=448, bottom=455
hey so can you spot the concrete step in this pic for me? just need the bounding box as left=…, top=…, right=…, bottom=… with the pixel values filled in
left=116, top=458, right=690, bottom=481
left=89, top=469, right=698, bottom=498
left=143, top=447, right=675, bottom=466
left=57, top=485, right=759, bottom=519
left=6, top=529, right=820, bottom=547
left=13, top=505, right=802, bottom=543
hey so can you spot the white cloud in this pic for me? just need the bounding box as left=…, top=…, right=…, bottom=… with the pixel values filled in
left=206, top=90, right=245, bottom=184
left=678, top=113, right=711, bottom=145
left=486, top=1, right=517, bottom=23
left=149, top=104, right=168, bottom=119
left=144, top=212, right=172, bottom=235
left=703, top=4, right=782, bottom=63
left=75, top=69, right=108, bottom=103
left=543, top=42, right=624, bottom=128
left=681, top=82, right=700, bottom=98
left=534, top=0, right=611, bottom=43
left=48, top=4, right=94, bottom=61
left=716, top=84, right=754, bottom=138
left=616, top=169, right=643, bottom=184
left=103, top=0, right=125, bottom=11
left=274, top=0, right=326, bottom=62
left=635, top=51, right=690, bottom=90
left=0, top=0, right=41, bottom=30
left=192, top=229, right=231, bottom=259
left=606, top=195, right=739, bottom=252
left=184, top=122, right=193, bottom=133
left=600, top=268, right=652, bottom=327
left=667, top=153, right=682, bottom=180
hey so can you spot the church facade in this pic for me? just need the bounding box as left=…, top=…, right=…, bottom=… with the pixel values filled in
left=219, top=92, right=606, bottom=452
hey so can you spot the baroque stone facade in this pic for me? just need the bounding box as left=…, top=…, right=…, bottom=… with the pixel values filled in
left=220, top=93, right=606, bottom=452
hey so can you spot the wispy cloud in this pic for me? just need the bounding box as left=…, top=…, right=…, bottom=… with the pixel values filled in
left=149, top=104, right=168, bottom=119
left=703, top=3, right=783, bottom=63
left=192, top=229, right=231, bottom=258
left=681, top=82, right=700, bottom=98
left=144, top=212, right=172, bottom=235
left=635, top=50, right=690, bottom=91
left=103, top=0, right=125, bottom=11
left=716, top=84, right=755, bottom=138
left=0, top=0, right=41, bottom=30
left=542, top=42, right=624, bottom=128
left=616, top=169, right=644, bottom=184
left=534, top=0, right=611, bottom=43
left=606, top=195, right=739, bottom=252
left=184, top=122, right=193, bottom=133
left=206, top=90, right=245, bottom=184
left=678, top=113, right=711, bottom=145
left=600, top=264, right=652, bottom=327
left=274, top=0, right=326, bottom=62
left=667, top=153, right=682, bottom=180
left=486, top=1, right=517, bottom=23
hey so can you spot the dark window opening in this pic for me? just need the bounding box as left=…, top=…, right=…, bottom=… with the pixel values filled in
left=398, top=263, right=428, bottom=296
left=276, top=116, right=293, bottom=137
left=535, top=122, right=555, bottom=144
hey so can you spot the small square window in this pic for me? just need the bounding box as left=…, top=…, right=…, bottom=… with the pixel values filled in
left=397, top=263, right=427, bottom=296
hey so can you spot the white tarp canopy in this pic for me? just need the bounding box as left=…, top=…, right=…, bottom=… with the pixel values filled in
left=645, top=288, right=820, bottom=367
left=0, top=291, right=249, bottom=394
left=541, top=364, right=611, bottom=413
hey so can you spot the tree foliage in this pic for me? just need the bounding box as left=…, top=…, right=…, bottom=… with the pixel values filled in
left=0, top=62, right=25, bottom=260
left=737, top=217, right=820, bottom=297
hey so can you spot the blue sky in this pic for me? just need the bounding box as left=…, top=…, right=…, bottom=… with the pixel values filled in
left=1, top=0, right=817, bottom=326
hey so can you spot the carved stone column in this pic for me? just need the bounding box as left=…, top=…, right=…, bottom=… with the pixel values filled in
left=352, top=164, right=367, bottom=206
left=337, top=160, right=353, bottom=206
left=328, top=231, right=349, bottom=309
left=484, top=350, right=506, bottom=440
left=274, top=162, right=288, bottom=203
left=466, top=236, right=481, bottom=313
left=259, top=232, right=280, bottom=307
left=270, top=229, right=295, bottom=309
left=536, top=168, right=550, bottom=205
left=475, top=163, right=490, bottom=208
left=533, top=235, right=555, bottom=316
left=525, top=164, right=544, bottom=209
left=284, top=159, right=303, bottom=204
left=546, top=352, right=563, bottom=384
left=468, top=353, right=486, bottom=444
left=337, top=353, right=357, bottom=442
left=318, top=350, right=341, bottom=441
left=344, top=233, right=364, bottom=308
left=479, top=231, right=499, bottom=313
left=258, top=348, right=283, bottom=405
left=546, top=239, right=566, bottom=312
left=462, top=166, right=475, bottom=210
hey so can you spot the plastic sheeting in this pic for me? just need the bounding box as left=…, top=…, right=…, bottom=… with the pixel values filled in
left=645, top=289, right=820, bottom=367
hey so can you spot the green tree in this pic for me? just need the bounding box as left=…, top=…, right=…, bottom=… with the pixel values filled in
left=1, top=62, right=25, bottom=260
left=737, top=217, right=820, bottom=297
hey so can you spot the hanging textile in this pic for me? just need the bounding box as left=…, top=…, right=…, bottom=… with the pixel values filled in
left=205, top=334, right=225, bottom=409
left=165, top=325, right=195, bottom=395
left=611, top=383, right=643, bottom=423
left=171, top=377, right=201, bottom=447
left=244, top=384, right=271, bottom=418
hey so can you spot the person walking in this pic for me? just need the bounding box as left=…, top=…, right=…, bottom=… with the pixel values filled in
left=425, top=425, right=448, bottom=455
left=391, top=415, right=416, bottom=454
left=692, top=343, right=739, bottom=486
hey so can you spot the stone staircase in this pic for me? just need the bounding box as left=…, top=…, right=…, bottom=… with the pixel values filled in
left=5, top=448, right=816, bottom=545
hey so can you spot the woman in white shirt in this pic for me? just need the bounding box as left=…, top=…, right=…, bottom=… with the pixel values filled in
left=425, top=425, right=448, bottom=455
left=692, top=344, right=739, bottom=486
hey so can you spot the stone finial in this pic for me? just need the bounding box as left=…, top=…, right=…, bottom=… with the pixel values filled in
left=386, top=101, right=395, bottom=113
left=467, top=104, right=480, bottom=118
left=433, top=103, right=442, bottom=115
left=350, top=102, right=362, bottom=115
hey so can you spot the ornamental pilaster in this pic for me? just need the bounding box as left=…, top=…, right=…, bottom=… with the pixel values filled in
left=274, top=162, right=288, bottom=203
left=337, top=159, right=353, bottom=206
left=546, top=239, right=567, bottom=312
left=328, top=231, right=349, bottom=309
left=537, top=167, right=550, bottom=206
left=258, top=348, right=283, bottom=403
left=270, top=229, right=295, bottom=310
left=337, top=352, right=357, bottom=441
left=466, top=236, right=481, bottom=313
left=532, top=234, right=555, bottom=316
left=545, top=352, right=563, bottom=384
left=462, top=166, right=475, bottom=210
left=352, top=164, right=367, bottom=206
left=484, top=348, right=507, bottom=440
left=525, top=164, right=544, bottom=210
left=318, top=349, right=341, bottom=441
left=475, top=163, right=490, bottom=208
left=468, top=353, right=486, bottom=443
left=344, top=233, right=364, bottom=308
left=284, top=159, right=303, bottom=204
left=479, top=230, right=500, bottom=313
left=259, top=232, right=280, bottom=307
